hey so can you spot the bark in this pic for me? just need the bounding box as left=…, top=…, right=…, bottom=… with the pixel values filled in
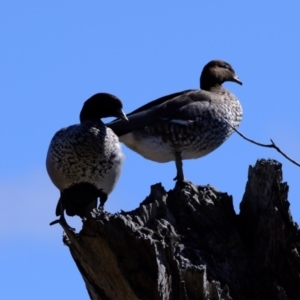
left=62, top=159, right=300, bottom=300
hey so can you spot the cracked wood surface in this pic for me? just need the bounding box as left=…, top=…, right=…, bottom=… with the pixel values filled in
left=60, top=159, right=300, bottom=300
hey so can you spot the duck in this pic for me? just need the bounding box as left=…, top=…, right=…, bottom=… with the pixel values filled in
left=46, top=93, right=128, bottom=228
left=106, top=60, right=243, bottom=181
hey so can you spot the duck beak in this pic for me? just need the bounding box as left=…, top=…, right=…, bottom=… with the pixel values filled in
left=232, top=75, right=242, bottom=85
left=116, top=109, right=129, bottom=122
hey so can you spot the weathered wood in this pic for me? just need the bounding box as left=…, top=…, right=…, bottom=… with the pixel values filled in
left=62, top=159, right=300, bottom=299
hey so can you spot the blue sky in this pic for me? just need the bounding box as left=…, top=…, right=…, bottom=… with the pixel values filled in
left=1, top=2, right=300, bottom=299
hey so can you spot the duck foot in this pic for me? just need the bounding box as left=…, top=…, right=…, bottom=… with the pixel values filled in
left=97, top=205, right=105, bottom=211
left=49, top=211, right=75, bottom=231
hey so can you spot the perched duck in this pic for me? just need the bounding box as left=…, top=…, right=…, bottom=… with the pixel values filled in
left=107, top=60, right=243, bottom=181
left=46, top=93, right=128, bottom=228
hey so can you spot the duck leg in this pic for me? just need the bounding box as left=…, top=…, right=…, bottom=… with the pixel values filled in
left=173, top=151, right=184, bottom=181
left=98, top=192, right=108, bottom=209
left=49, top=200, right=74, bottom=231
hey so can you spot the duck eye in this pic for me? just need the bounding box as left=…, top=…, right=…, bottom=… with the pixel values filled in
left=221, top=64, right=229, bottom=69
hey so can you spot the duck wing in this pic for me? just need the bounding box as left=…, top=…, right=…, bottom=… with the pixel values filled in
left=107, top=89, right=213, bottom=136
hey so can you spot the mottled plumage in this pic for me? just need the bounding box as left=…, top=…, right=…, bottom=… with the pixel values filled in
left=107, top=60, right=243, bottom=181
left=46, top=93, right=128, bottom=227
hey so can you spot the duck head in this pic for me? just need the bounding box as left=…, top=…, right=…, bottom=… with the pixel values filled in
left=200, top=60, right=242, bottom=90
left=80, top=93, right=128, bottom=123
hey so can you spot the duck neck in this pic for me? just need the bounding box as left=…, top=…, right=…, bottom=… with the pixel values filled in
left=200, top=75, right=222, bottom=91
left=209, top=85, right=227, bottom=94
left=200, top=80, right=224, bottom=92
left=80, top=118, right=102, bottom=126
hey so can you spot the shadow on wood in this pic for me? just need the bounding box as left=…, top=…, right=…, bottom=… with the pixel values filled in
left=61, top=159, right=300, bottom=300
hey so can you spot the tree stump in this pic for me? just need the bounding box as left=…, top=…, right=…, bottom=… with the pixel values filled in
left=61, top=159, right=300, bottom=300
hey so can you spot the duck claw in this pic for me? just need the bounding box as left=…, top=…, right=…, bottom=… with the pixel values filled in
left=49, top=212, right=75, bottom=231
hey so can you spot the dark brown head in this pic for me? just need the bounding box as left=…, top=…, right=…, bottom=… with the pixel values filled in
left=200, top=60, right=242, bottom=90
left=80, top=93, right=128, bottom=123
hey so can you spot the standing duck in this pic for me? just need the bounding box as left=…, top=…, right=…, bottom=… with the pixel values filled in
left=107, top=60, right=243, bottom=181
left=46, top=93, right=128, bottom=228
